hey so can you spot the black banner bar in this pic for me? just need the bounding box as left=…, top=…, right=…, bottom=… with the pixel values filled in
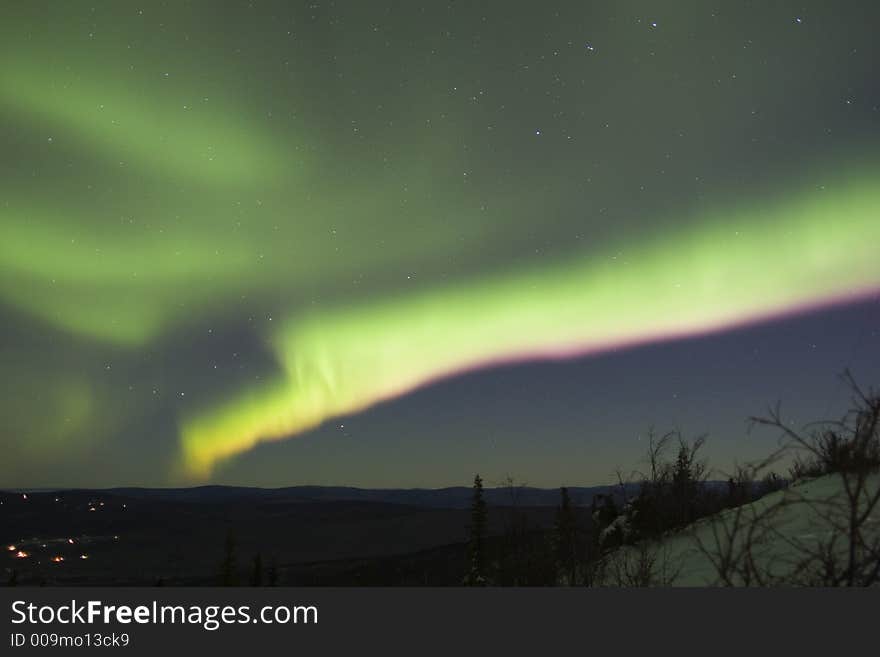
left=1, top=588, right=874, bottom=655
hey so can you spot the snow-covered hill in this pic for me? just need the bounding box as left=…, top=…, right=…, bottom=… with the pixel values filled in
left=611, top=472, right=880, bottom=586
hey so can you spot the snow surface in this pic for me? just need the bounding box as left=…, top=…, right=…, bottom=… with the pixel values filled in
left=617, top=472, right=880, bottom=586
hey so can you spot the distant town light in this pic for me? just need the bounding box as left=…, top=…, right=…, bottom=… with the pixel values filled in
left=15, top=550, right=29, bottom=559
left=79, top=554, right=89, bottom=560
left=67, top=538, right=75, bottom=544
left=51, top=556, right=64, bottom=563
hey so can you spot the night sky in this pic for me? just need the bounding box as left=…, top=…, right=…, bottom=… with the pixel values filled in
left=2, top=1, right=879, bottom=488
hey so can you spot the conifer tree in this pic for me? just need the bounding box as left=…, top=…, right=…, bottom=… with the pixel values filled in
left=219, top=529, right=238, bottom=586
left=464, top=474, right=489, bottom=585
left=554, top=487, right=578, bottom=585
left=267, top=557, right=279, bottom=586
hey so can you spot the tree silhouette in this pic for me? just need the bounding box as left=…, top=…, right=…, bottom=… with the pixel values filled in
left=218, top=529, right=238, bottom=586
left=267, top=557, right=279, bottom=586
left=553, top=487, right=578, bottom=585
left=464, top=474, right=489, bottom=586
left=671, top=435, right=707, bottom=526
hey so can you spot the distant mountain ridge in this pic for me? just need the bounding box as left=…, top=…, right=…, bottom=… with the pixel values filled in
left=3, top=484, right=645, bottom=509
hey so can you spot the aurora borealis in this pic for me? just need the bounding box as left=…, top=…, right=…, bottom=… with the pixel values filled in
left=2, top=1, right=879, bottom=487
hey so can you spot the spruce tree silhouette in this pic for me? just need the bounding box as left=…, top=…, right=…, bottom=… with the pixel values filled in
left=267, top=557, right=279, bottom=586
left=219, top=529, right=239, bottom=586
left=464, top=474, right=489, bottom=586
left=554, top=487, right=578, bottom=585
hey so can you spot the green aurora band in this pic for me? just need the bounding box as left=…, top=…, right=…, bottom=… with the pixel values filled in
left=180, top=170, right=880, bottom=477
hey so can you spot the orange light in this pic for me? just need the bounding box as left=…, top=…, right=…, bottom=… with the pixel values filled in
left=15, top=550, right=28, bottom=558
left=6, top=545, right=15, bottom=552
left=51, top=556, right=64, bottom=563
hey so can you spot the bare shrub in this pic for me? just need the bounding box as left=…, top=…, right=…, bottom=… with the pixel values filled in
left=696, top=372, right=880, bottom=586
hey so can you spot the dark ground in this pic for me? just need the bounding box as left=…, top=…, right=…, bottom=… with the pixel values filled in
left=1, top=486, right=609, bottom=586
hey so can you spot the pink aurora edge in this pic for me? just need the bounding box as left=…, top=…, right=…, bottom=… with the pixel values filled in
left=350, top=284, right=880, bottom=418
